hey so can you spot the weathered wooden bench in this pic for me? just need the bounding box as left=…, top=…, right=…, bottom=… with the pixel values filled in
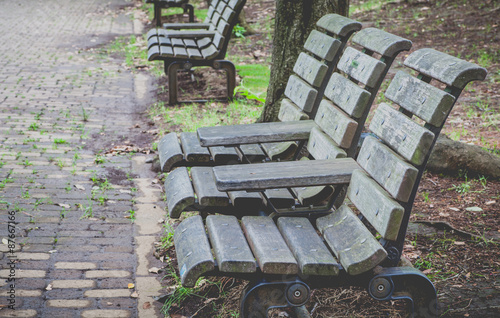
left=173, top=49, right=487, bottom=317
left=146, top=0, right=194, bottom=26
left=147, top=0, right=246, bottom=104
left=164, top=26, right=411, bottom=218
left=157, top=14, right=362, bottom=172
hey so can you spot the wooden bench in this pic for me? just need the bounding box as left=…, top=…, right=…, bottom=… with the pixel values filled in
left=173, top=48, right=487, bottom=317
left=147, top=0, right=246, bottom=104
left=164, top=26, right=411, bottom=218
left=146, top=0, right=194, bottom=26
left=157, top=14, right=362, bottom=171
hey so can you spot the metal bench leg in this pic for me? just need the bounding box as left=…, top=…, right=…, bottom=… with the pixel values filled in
left=369, top=267, right=438, bottom=318
left=167, top=61, right=184, bottom=105
left=240, top=279, right=310, bottom=318
left=214, top=60, right=236, bottom=101
left=184, top=4, right=195, bottom=22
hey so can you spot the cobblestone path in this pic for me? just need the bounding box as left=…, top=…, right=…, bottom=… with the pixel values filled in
left=0, top=1, right=164, bottom=317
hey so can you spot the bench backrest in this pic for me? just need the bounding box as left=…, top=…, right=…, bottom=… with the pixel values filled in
left=317, top=48, right=487, bottom=275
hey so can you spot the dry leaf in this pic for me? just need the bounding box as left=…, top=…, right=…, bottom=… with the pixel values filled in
left=46, top=284, right=53, bottom=291
left=439, top=212, right=450, bottom=217
left=454, top=241, right=466, bottom=246
left=131, top=291, right=139, bottom=298
left=75, top=185, right=85, bottom=191
left=485, top=200, right=496, bottom=205
left=149, top=267, right=160, bottom=274
left=128, top=283, right=135, bottom=289
left=58, top=203, right=71, bottom=209
left=448, top=207, right=460, bottom=212
left=143, top=302, right=151, bottom=309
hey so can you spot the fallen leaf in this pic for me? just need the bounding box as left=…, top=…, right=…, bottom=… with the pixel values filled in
left=448, top=207, right=460, bottom=212
left=131, top=291, right=139, bottom=298
left=120, top=190, right=132, bottom=194
left=128, top=283, right=135, bottom=289
left=485, top=200, right=496, bottom=205
left=454, top=241, right=466, bottom=246
left=48, top=250, right=57, bottom=254
left=74, top=185, right=85, bottom=191
left=466, top=206, right=483, bottom=212
left=58, top=203, right=71, bottom=209
left=106, top=302, right=113, bottom=306
left=149, top=267, right=160, bottom=274
left=2, top=238, right=8, bottom=245
left=143, top=302, right=151, bottom=309
left=46, top=284, right=53, bottom=291
left=439, top=212, right=450, bottom=217
left=423, top=269, right=432, bottom=274
left=465, top=272, right=471, bottom=279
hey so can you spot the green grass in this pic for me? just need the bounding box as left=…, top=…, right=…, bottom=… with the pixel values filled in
left=349, top=0, right=394, bottom=15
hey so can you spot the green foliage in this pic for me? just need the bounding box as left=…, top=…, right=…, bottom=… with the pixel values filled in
left=232, top=24, right=246, bottom=38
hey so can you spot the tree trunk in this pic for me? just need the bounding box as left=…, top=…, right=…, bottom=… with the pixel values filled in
left=260, top=0, right=343, bottom=122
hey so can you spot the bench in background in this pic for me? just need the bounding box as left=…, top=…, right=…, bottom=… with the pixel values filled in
left=146, top=0, right=194, bottom=26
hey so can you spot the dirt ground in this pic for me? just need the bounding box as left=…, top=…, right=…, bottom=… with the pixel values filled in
left=146, top=0, right=499, bottom=317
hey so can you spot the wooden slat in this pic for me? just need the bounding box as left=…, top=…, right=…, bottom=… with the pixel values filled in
left=159, top=45, right=173, bottom=56
left=239, top=144, right=266, bottom=162
left=180, top=132, right=211, bottom=163
left=201, top=45, right=219, bottom=59
left=183, top=39, right=197, bottom=47
left=197, top=37, right=212, bottom=49
left=228, top=0, right=244, bottom=11
left=228, top=191, right=263, bottom=209
left=317, top=205, right=387, bottom=276
left=174, top=216, right=215, bottom=287
left=264, top=188, right=296, bottom=208
left=357, top=136, right=418, bottom=202
left=242, top=216, right=298, bottom=274
left=171, top=38, right=184, bottom=46
left=221, top=7, right=236, bottom=22
left=209, top=146, right=239, bottom=164
left=369, top=103, right=435, bottom=166
left=191, top=167, right=230, bottom=207
left=337, top=47, right=386, bottom=88
left=385, top=71, right=455, bottom=127
left=278, top=98, right=309, bottom=122
left=213, top=158, right=359, bottom=191
left=347, top=169, right=404, bottom=241
left=323, top=72, right=371, bottom=119
left=261, top=141, right=297, bottom=161
left=284, top=75, right=318, bottom=112
left=212, top=33, right=225, bottom=50
left=158, top=36, right=171, bottom=47
left=314, top=100, right=358, bottom=149
left=293, top=53, right=329, bottom=87
left=352, top=27, right=412, bottom=57
left=404, top=48, right=487, bottom=89
left=198, top=120, right=316, bottom=147
left=206, top=215, right=257, bottom=273
left=307, top=127, right=346, bottom=160
left=158, top=132, right=183, bottom=171
left=148, top=46, right=160, bottom=61
left=277, top=217, right=339, bottom=276
left=316, top=14, right=362, bottom=38
left=148, top=36, right=161, bottom=49
left=292, top=184, right=334, bottom=206
left=216, top=1, right=226, bottom=14
left=216, top=20, right=230, bottom=37
left=303, top=30, right=341, bottom=62
left=187, top=48, right=203, bottom=59
left=165, top=167, right=195, bottom=218
left=173, top=46, right=188, bottom=58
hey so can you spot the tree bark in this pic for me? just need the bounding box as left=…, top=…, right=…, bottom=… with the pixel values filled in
left=260, top=0, right=343, bottom=122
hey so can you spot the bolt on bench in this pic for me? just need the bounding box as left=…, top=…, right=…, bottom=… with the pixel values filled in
left=164, top=26, right=411, bottom=218
left=172, top=48, right=487, bottom=317
left=146, top=0, right=195, bottom=26
left=147, top=0, right=246, bottom=104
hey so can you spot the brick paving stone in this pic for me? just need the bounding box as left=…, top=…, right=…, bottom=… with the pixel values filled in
left=81, top=310, right=131, bottom=318
left=51, top=280, right=96, bottom=289
left=86, top=270, right=131, bottom=279
left=84, top=289, right=131, bottom=298
left=0, top=309, right=38, bottom=317
left=47, top=299, right=92, bottom=308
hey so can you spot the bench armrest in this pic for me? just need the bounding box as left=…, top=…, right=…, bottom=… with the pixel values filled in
left=197, top=121, right=318, bottom=147
left=213, top=158, right=360, bottom=191
left=163, top=23, right=211, bottom=30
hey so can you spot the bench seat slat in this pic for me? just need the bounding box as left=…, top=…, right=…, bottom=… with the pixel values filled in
left=183, top=39, right=197, bottom=47
left=317, top=205, right=387, bottom=275
left=261, top=141, right=297, bottom=161
left=314, top=100, right=358, bottom=149
left=191, top=167, right=230, bottom=207
left=291, top=184, right=335, bottom=206
left=165, top=167, right=195, bottom=218
left=337, top=47, right=386, bottom=88
left=385, top=71, right=455, bottom=127
left=357, top=136, right=418, bottom=202
left=284, top=75, right=318, bottom=112
left=369, top=103, right=435, bottom=166
left=228, top=191, right=262, bottom=209
left=278, top=98, right=309, bottom=122
left=206, top=215, right=257, bottom=273
left=174, top=216, right=215, bottom=287
left=209, top=146, right=239, bottom=164
left=201, top=45, right=219, bottom=59
left=242, top=216, right=298, bottom=274
left=198, top=120, right=317, bottom=147
left=173, top=46, right=188, bottom=58
left=180, top=132, right=211, bottom=163
left=278, top=217, right=340, bottom=276
left=159, top=45, right=174, bottom=57
left=347, top=169, right=404, bottom=241
left=239, top=144, right=267, bottom=162
left=293, top=52, right=329, bottom=87
left=324, top=72, right=371, bottom=119
left=303, top=30, right=342, bottom=62
left=158, top=132, right=183, bottom=171
left=187, top=48, right=203, bottom=59
left=213, top=158, right=359, bottom=191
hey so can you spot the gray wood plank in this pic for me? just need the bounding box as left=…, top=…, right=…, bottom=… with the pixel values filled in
left=174, top=215, right=215, bottom=287
left=293, top=52, right=329, bottom=87
left=159, top=44, right=173, bottom=57
left=352, top=27, right=412, bottom=57
left=206, top=215, right=257, bottom=273
left=161, top=23, right=211, bottom=30
left=209, top=146, right=239, bottom=164
left=264, top=188, right=296, bottom=209
left=316, top=14, right=362, bottom=38
left=314, top=100, right=358, bottom=149
left=173, top=46, right=188, bottom=58
left=180, top=132, right=211, bottom=163
left=213, top=158, right=359, bottom=191
left=284, top=75, right=318, bottom=112
left=357, top=136, right=418, bottom=202
left=158, top=132, right=183, bottom=172
left=201, top=44, right=219, bottom=59
left=404, top=48, right=487, bottom=89
left=369, top=103, right=435, bottom=166
left=347, top=169, right=404, bottom=241
left=317, top=205, right=387, bottom=276
left=191, top=167, right=230, bottom=207
left=242, top=216, right=298, bottom=274
left=277, top=217, right=339, bottom=276
left=197, top=120, right=317, bottom=147
left=187, top=48, right=203, bottom=59
left=239, top=144, right=266, bottom=162
left=165, top=167, right=195, bottom=218
left=197, top=37, right=212, bottom=49
left=291, top=184, right=335, bottom=206
left=307, top=127, right=346, bottom=160
left=303, top=30, right=341, bottom=62
left=228, top=191, right=263, bottom=209
left=337, top=47, right=386, bottom=88
left=261, top=141, right=297, bottom=161
left=278, top=98, right=309, bottom=122
left=385, top=70, right=455, bottom=127
left=323, top=72, right=371, bottom=119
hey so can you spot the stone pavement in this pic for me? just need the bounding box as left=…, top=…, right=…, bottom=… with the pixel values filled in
left=0, top=0, right=166, bottom=317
